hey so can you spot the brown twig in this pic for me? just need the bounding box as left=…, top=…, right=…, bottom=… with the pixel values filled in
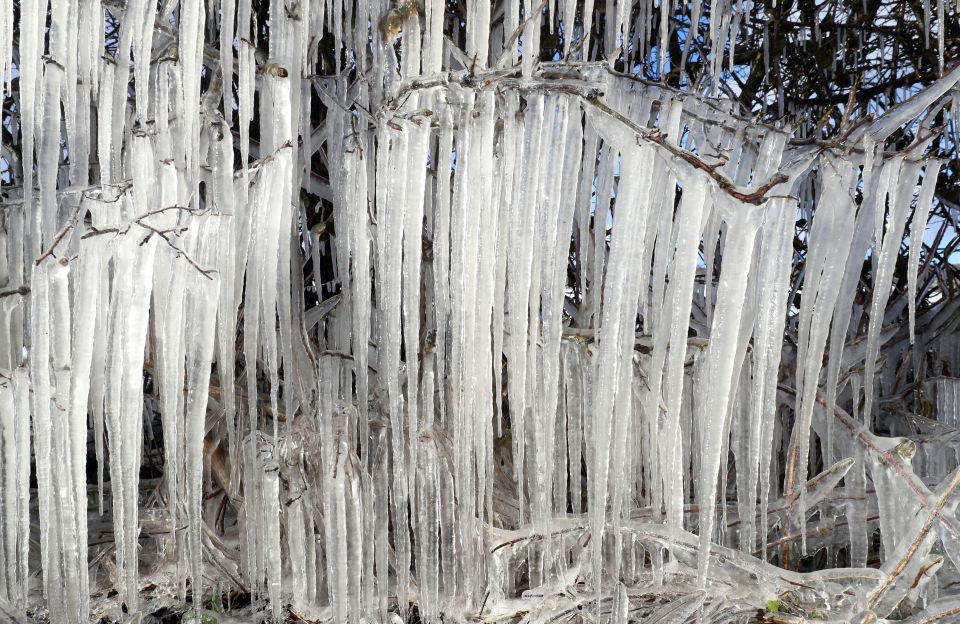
left=585, top=96, right=790, bottom=205
left=35, top=203, right=85, bottom=265
left=136, top=221, right=216, bottom=281
left=909, top=605, right=960, bottom=623
left=0, top=286, right=30, bottom=299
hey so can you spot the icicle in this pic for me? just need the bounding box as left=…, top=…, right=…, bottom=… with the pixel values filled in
left=30, top=261, right=59, bottom=612
left=862, top=156, right=921, bottom=425
left=491, top=105, right=516, bottom=437
left=376, top=119, right=412, bottom=616
left=416, top=373, right=441, bottom=622
left=128, top=0, right=154, bottom=121
left=0, top=0, right=11, bottom=96
left=643, top=98, right=683, bottom=521
left=471, top=91, right=500, bottom=562
left=0, top=368, right=28, bottom=611
left=588, top=144, right=655, bottom=599
left=180, top=0, right=206, bottom=191
left=432, top=106, right=454, bottom=430
left=503, top=0, right=520, bottom=64
left=401, top=96, right=430, bottom=536
left=239, top=40, right=257, bottom=177
left=695, top=199, right=761, bottom=586
left=64, top=235, right=103, bottom=623
left=182, top=217, right=222, bottom=607
left=210, top=122, right=241, bottom=493
left=18, top=0, right=47, bottom=260
left=791, top=156, right=858, bottom=545
left=504, top=93, right=544, bottom=529
left=907, top=160, right=942, bottom=345
left=154, top=183, right=188, bottom=547
left=329, top=124, right=372, bottom=462
left=750, top=198, right=794, bottom=559
left=37, top=64, right=63, bottom=247
left=346, top=452, right=365, bottom=624
left=221, top=0, right=238, bottom=116
left=521, top=0, right=542, bottom=77
left=50, top=256, right=87, bottom=623
left=103, top=137, right=162, bottom=612
left=263, top=452, right=284, bottom=622
left=938, top=0, right=945, bottom=75
left=466, top=0, right=491, bottom=67
left=658, top=177, right=711, bottom=531
left=425, top=0, right=445, bottom=72
left=563, top=0, right=577, bottom=58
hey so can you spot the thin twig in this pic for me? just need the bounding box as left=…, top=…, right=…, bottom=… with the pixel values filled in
left=136, top=222, right=216, bottom=280
left=0, top=286, right=30, bottom=299
left=584, top=96, right=790, bottom=205
left=35, top=203, right=85, bottom=265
